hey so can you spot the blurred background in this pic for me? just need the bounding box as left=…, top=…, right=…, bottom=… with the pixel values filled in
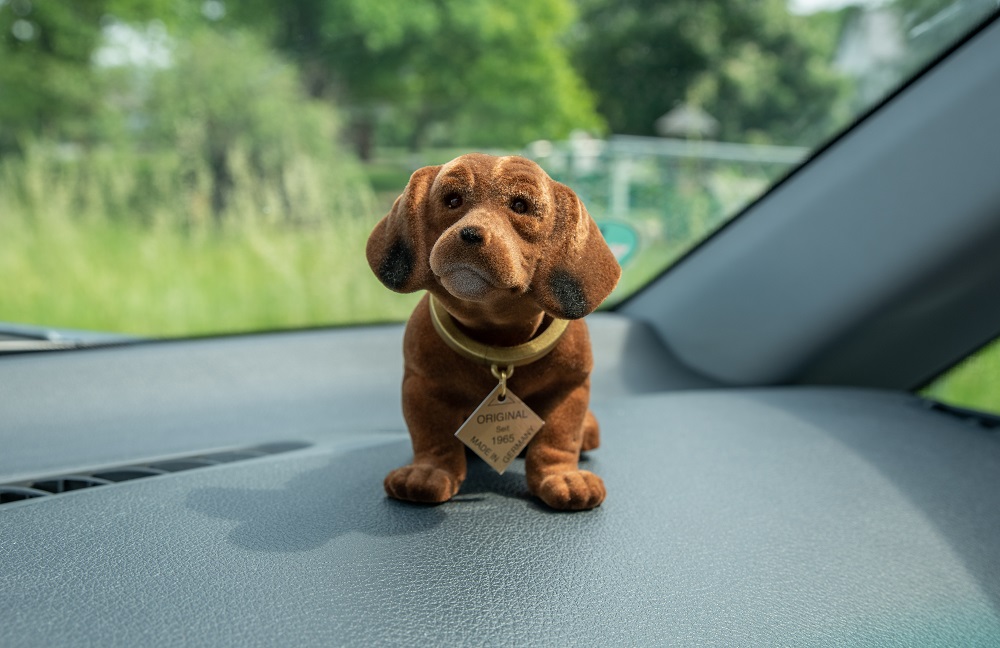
left=1, top=0, right=997, bottom=408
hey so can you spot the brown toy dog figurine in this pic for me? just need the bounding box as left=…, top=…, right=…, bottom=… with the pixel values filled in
left=367, top=153, right=620, bottom=510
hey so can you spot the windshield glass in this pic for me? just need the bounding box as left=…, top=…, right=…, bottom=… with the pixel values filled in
left=2, top=0, right=996, bottom=337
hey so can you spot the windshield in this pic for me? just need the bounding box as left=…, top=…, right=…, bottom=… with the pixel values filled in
left=1, top=0, right=996, bottom=337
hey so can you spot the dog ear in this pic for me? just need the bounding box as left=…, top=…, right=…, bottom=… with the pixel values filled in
left=366, top=165, right=441, bottom=293
left=532, top=183, right=621, bottom=319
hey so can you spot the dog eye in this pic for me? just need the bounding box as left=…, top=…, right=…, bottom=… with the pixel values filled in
left=444, top=193, right=463, bottom=209
left=510, top=197, right=530, bottom=214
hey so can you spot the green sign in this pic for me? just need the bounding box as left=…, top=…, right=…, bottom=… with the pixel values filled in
left=597, top=221, right=639, bottom=266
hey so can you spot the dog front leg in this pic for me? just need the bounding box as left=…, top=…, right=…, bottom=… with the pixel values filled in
left=525, top=384, right=605, bottom=511
left=384, top=371, right=468, bottom=504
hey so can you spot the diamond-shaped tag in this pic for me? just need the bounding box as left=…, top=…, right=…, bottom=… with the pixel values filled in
left=455, top=383, right=544, bottom=474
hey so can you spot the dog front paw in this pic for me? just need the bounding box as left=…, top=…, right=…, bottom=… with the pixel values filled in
left=534, top=470, right=606, bottom=511
left=384, top=464, right=461, bottom=504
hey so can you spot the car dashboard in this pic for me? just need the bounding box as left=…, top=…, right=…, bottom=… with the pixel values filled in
left=3, top=314, right=999, bottom=645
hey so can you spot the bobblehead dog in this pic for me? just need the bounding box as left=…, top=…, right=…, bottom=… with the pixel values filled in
left=366, top=153, right=620, bottom=510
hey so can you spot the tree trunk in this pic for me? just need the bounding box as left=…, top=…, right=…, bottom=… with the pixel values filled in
left=351, top=118, right=375, bottom=162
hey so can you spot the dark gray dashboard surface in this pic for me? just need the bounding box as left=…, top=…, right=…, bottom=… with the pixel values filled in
left=0, top=315, right=712, bottom=481
left=2, top=315, right=999, bottom=646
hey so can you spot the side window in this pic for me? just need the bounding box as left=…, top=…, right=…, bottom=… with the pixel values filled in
left=922, top=336, right=1000, bottom=415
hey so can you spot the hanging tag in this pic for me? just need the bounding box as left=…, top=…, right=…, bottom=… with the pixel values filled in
left=455, top=382, right=544, bottom=475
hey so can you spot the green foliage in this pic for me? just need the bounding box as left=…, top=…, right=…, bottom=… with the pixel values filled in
left=3, top=124, right=372, bottom=231
left=138, top=29, right=358, bottom=219
left=0, top=12, right=400, bottom=336
left=0, top=141, right=404, bottom=335
left=145, top=30, right=334, bottom=158
left=574, top=0, right=851, bottom=145
left=4, top=25, right=375, bottom=232
left=0, top=207, right=415, bottom=336
left=0, top=0, right=177, bottom=154
left=230, top=0, right=603, bottom=154
left=0, top=1, right=104, bottom=152
left=923, top=336, right=1000, bottom=416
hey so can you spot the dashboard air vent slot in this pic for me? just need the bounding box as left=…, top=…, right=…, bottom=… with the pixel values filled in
left=0, top=441, right=310, bottom=507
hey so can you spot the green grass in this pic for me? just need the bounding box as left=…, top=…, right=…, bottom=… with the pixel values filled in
left=0, top=215, right=419, bottom=337
left=921, top=338, right=1000, bottom=415
left=0, top=143, right=420, bottom=336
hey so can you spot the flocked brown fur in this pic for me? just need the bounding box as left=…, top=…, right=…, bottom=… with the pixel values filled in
left=366, top=154, right=621, bottom=510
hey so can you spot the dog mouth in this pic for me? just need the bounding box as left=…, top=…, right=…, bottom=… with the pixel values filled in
left=435, top=263, right=499, bottom=301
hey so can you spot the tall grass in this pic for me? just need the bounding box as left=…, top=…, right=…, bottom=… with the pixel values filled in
left=0, top=142, right=418, bottom=336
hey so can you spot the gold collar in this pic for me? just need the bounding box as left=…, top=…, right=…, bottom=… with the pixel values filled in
left=428, top=295, right=569, bottom=368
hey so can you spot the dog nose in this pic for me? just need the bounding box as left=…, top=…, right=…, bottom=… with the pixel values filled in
left=460, top=226, right=484, bottom=245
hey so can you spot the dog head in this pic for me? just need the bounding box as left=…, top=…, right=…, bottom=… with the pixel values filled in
left=366, top=153, right=620, bottom=320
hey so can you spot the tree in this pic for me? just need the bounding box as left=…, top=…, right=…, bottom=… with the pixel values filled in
left=0, top=0, right=175, bottom=154
left=230, top=0, right=603, bottom=158
left=141, top=29, right=352, bottom=219
left=573, top=0, right=850, bottom=146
